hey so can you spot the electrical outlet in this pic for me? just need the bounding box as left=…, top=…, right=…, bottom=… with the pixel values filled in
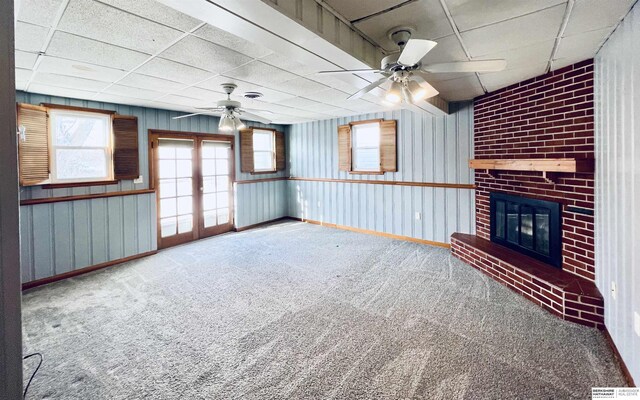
left=415, top=212, right=421, bottom=220
left=635, top=312, right=640, bottom=337
left=611, top=281, right=617, bottom=300
left=133, top=175, right=143, bottom=184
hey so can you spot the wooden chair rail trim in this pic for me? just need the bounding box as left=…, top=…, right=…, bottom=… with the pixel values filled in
left=42, top=179, right=120, bottom=189
left=20, top=189, right=155, bottom=206
left=235, top=177, right=289, bottom=184
left=289, top=177, right=476, bottom=189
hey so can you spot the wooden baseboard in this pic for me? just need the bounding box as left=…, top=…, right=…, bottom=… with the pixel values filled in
left=22, top=250, right=157, bottom=290
left=291, top=217, right=450, bottom=248
left=603, top=327, right=637, bottom=387
left=234, top=217, right=292, bottom=232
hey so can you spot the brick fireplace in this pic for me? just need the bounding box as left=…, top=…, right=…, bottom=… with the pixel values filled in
left=451, top=59, right=604, bottom=329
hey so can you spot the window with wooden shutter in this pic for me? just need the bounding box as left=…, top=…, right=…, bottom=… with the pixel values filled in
left=17, top=103, right=49, bottom=186
left=338, top=124, right=351, bottom=172
left=338, top=119, right=397, bottom=174
left=275, top=131, right=285, bottom=171
left=113, top=115, right=139, bottom=180
left=240, top=128, right=254, bottom=173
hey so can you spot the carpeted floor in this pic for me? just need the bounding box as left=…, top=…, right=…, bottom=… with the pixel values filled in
left=22, top=221, right=625, bottom=399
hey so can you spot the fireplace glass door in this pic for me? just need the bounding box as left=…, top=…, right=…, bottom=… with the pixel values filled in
left=490, top=193, right=561, bottom=268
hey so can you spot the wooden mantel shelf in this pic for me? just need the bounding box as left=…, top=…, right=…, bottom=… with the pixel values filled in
left=469, top=158, right=594, bottom=183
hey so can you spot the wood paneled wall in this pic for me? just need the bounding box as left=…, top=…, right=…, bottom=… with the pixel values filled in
left=16, top=91, right=288, bottom=283
left=595, top=2, right=640, bottom=384
left=286, top=103, right=475, bottom=244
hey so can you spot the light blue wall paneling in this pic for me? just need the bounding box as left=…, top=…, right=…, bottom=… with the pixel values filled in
left=594, top=3, right=640, bottom=384
left=286, top=103, right=475, bottom=244
left=17, top=91, right=287, bottom=282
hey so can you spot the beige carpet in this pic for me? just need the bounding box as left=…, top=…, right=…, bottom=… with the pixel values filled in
left=22, top=221, right=625, bottom=399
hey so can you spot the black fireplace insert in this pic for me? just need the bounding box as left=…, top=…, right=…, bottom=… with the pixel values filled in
left=490, top=192, right=562, bottom=268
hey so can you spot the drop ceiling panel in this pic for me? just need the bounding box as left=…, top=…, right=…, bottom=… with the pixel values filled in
left=446, top=0, right=566, bottom=32
left=46, top=32, right=151, bottom=70
left=104, top=84, right=164, bottom=101
left=477, top=40, right=555, bottom=71
left=174, top=86, right=225, bottom=102
left=15, top=22, right=49, bottom=52
left=157, top=94, right=204, bottom=108
left=323, top=0, right=407, bottom=21
left=196, top=76, right=296, bottom=103
left=224, top=61, right=298, bottom=87
left=275, top=77, right=329, bottom=97
left=479, top=63, right=548, bottom=93
left=15, top=68, right=34, bottom=83
left=564, top=0, right=635, bottom=36
left=96, top=0, right=202, bottom=32
left=118, top=73, right=186, bottom=93
left=420, top=34, right=469, bottom=65
left=160, top=36, right=253, bottom=74
left=28, top=82, right=99, bottom=100
left=354, top=0, right=454, bottom=51
left=37, top=56, right=127, bottom=82
left=57, top=0, right=184, bottom=54
left=32, top=72, right=112, bottom=91
left=461, top=4, right=566, bottom=57
left=15, top=51, right=38, bottom=69
left=135, top=58, right=213, bottom=85
left=309, top=88, right=351, bottom=103
left=258, top=52, right=316, bottom=76
left=193, top=24, right=273, bottom=59
left=553, top=28, right=611, bottom=69
left=430, top=75, right=484, bottom=100
left=17, top=0, right=64, bottom=27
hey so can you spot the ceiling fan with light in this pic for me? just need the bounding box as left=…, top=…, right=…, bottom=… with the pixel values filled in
left=317, top=27, right=507, bottom=104
left=172, top=83, right=272, bottom=131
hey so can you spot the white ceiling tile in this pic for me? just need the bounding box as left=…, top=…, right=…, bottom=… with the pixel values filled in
left=118, top=73, right=186, bottom=93
left=354, top=0, right=454, bottom=51
left=95, top=0, right=202, bottom=32
left=420, top=34, right=469, bottom=65
left=17, top=0, right=64, bottom=27
left=197, top=76, right=297, bottom=103
left=136, top=58, right=213, bottom=85
left=276, top=77, right=330, bottom=96
left=160, top=35, right=252, bottom=74
left=16, top=81, right=28, bottom=91
left=307, top=88, right=351, bottom=103
left=564, top=0, right=634, bottom=36
left=15, top=21, right=49, bottom=52
left=447, top=0, right=566, bottom=32
left=57, top=0, right=184, bottom=54
left=324, top=0, right=406, bottom=21
left=224, top=61, right=298, bottom=87
left=430, top=75, right=484, bottom=100
left=419, top=71, right=475, bottom=83
left=477, top=39, right=555, bottom=71
left=104, top=84, right=164, bottom=100
left=461, top=4, right=566, bottom=57
left=15, top=51, right=38, bottom=69
left=193, top=24, right=273, bottom=59
left=37, top=56, right=127, bottom=82
left=175, top=87, right=225, bottom=103
left=157, top=94, right=206, bottom=108
left=32, top=72, right=111, bottom=91
left=46, top=31, right=151, bottom=70
left=258, top=52, right=317, bottom=76
left=307, top=73, right=363, bottom=94
left=276, top=97, right=322, bottom=109
left=15, top=68, right=34, bottom=83
left=479, top=63, right=547, bottom=93
left=27, top=83, right=99, bottom=100
left=553, top=28, right=611, bottom=69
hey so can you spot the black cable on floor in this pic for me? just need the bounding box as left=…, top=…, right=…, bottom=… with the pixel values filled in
left=23, top=352, right=43, bottom=400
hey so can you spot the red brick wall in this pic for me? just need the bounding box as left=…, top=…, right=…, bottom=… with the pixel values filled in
left=473, top=59, right=595, bottom=281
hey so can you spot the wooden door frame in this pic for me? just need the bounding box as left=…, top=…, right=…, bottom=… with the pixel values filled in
left=148, top=130, right=236, bottom=249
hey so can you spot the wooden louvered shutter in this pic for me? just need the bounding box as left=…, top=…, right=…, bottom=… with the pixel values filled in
left=275, top=131, right=285, bottom=171
left=380, top=120, right=397, bottom=172
left=338, top=124, right=351, bottom=172
left=112, top=115, right=139, bottom=180
left=17, top=103, right=49, bottom=186
left=240, top=128, right=254, bottom=173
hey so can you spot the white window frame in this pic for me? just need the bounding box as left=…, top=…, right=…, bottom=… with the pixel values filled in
left=252, top=129, right=276, bottom=172
left=351, top=122, right=381, bottom=172
left=49, top=109, right=114, bottom=183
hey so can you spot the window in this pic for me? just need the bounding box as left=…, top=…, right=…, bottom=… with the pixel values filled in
left=338, top=119, right=397, bottom=174
left=351, top=122, right=381, bottom=172
left=252, top=129, right=275, bottom=172
left=49, top=110, right=113, bottom=182
left=239, top=128, right=285, bottom=174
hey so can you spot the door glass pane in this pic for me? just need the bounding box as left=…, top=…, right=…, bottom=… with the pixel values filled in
left=202, top=141, right=232, bottom=228
left=177, top=215, right=193, bottom=234
left=159, top=160, right=176, bottom=179
left=215, top=159, right=229, bottom=175
left=160, top=217, right=177, bottom=237
left=215, top=146, right=228, bottom=158
left=216, top=192, right=229, bottom=208
left=521, top=206, right=533, bottom=249
left=203, top=177, right=216, bottom=193
left=176, top=178, right=192, bottom=196
left=159, top=179, right=176, bottom=198
left=177, top=196, right=192, bottom=215
left=507, top=203, right=519, bottom=244
left=160, top=198, right=176, bottom=218
left=202, top=159, right=216, bottom=175
left=202, top=193, right=216, bottom=211
left=176, top=160, right=192, bottom=178
left=217, top=208, right=229, bottom=224
left=158, top=138, right=194, bottom=238
left=203, top=210, right=216, bottom=228
left=216, top=176, right=229, bottom=191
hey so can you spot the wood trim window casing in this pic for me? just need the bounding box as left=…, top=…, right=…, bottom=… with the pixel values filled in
left=16, top=102, right=140, bottom=188
left=338, top=118, right=396, bottom=174
left=240, top=127, right=285, bottom=174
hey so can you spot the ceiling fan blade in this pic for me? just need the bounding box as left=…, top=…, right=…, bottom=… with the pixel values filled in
left=240, top=111, right=272, bottom=125
left=347, top=77, right=389, bottom=100
left=316, top=68, right=383, bottom=75
left=422, top=59, right=507, bottom=73
left=398, top=39, right=437, bottom=66
left=172, top=112, right=217, bottom=120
